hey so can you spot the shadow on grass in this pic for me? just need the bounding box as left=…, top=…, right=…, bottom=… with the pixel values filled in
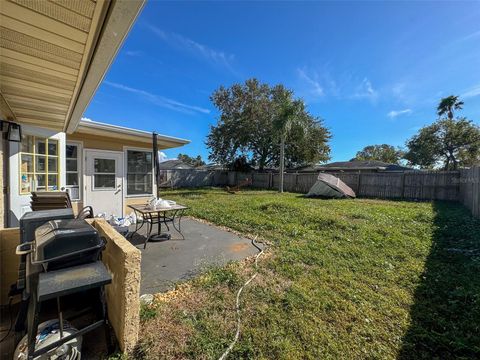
left=399, top=201, right=480, bottom=359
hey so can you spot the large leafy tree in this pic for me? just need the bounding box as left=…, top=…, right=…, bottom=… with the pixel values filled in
left=206, top=78, right=331, bottom=170
left=405, top=96, right=480, bottom=170
left=177, top=154, right=206, bottom=167
left=353, top=144, right=404, bottom=164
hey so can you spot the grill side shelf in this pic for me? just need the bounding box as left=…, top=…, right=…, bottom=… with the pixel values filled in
left=37, top=261, right=112, bottom=302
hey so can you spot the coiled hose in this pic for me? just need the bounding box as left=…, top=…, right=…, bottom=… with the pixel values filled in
left=218, top=236, right=265, bottom=360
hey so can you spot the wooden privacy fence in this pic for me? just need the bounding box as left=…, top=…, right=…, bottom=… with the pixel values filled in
left=159, top=169, right=463, bottom=201
left=459, top=166, right=480, bottom=218
left=159, top=167, right=480, bottom=217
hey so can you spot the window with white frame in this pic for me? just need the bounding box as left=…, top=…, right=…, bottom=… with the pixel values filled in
left=65, top=144, right=80, bottom=200
left=20, top=135, right=59, bottom=194
left=126, top=150, right=153, bottom=196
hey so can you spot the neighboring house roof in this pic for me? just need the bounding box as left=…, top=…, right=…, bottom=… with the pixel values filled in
left=297, top=160, right=413, bottom=172
left=76, top=119, right=190, bottom=149
left=0, top=0, right=146, bottom=133
left=157, top=160, right=194, bottom=170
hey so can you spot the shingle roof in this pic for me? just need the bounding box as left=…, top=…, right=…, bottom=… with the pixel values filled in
left=297, top=160, right=412, bottom=172
left=157, top=159, right=193, bottom=170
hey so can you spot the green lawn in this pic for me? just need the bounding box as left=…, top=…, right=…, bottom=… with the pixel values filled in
left=137, top=188, right=480, bottom=359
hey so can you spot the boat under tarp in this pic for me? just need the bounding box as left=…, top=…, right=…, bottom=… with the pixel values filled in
left=306, top=173, right=356, bottom=198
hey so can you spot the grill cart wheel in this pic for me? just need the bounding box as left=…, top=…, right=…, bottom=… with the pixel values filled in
left=14, top=319, right=82, bottom=360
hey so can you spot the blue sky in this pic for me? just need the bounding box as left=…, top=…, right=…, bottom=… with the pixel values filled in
left=85, top=1, right=480, bottom=163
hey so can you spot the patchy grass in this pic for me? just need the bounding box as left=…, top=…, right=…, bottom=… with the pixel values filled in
left=138, top=188, right=480, bottom=359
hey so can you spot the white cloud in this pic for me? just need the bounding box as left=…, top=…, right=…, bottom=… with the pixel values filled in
left=124, top=50, right=143, bottom=57
left=297, top=68, right=324, bottom=97
left=158, top=151, right=167, bottom=162
left=461, top=84, right=480, bottom=98
left=387, top=109, right=412, bottom=118
left=353, top=78, right=378, bottom=101
left=459, top=30, right=480, bottom=42
left=81, top=117, right=93, bottom=121
left=148, top=25, right=235, bottom=73
left=104, top=81, right=210, bottom=115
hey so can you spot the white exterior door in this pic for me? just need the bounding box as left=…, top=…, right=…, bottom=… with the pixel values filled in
left=85, top=150, right=123, bottom=217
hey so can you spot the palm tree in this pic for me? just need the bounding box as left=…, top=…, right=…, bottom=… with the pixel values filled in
left=273, top=90, right=303, bottom=193
left=437, top=95, right=464, bottom=120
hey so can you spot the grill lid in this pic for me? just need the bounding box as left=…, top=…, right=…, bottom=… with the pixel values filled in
left=32, top=219, right=103, bottom=266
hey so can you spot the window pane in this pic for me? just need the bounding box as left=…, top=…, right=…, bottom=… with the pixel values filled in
left=94, top=159, right=115, bottom=173
left=127, top=174, right=152, bottom=195
left=127, top=151, right=152, bottom=173
left=127, top=151, right=153, bottom=195
left=48, top=175, right=58, bottom=191
left=21, top=174, right=34, bottom=193
left=66, top=145, right=77, bottom=159
left=66, top=159, right=77, bottom=172
left=94, top=174, right=115, bottom=189
left=21, top=154, right=33, bottom=172
left=36, top=139, right=46, bottom=154
left=36, top=156, right=46, bottom=172
left=48, top=157, right=57, bottom=172
left=66, top=173, right=79, bottom=186
left=36, top=174, right=46, bottom=190
left=48, top=140, right=58, bottom=156
left=21, top=135, right=34, bottom=153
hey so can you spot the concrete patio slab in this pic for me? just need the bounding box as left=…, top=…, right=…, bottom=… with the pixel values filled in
left=128, top=218, right=258, bottom=294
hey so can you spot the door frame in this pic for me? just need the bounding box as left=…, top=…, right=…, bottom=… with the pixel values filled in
left=83, top=148, right=124, bottom=215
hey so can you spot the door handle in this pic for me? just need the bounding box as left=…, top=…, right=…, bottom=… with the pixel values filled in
left=114, top=185, right=122, bottom=194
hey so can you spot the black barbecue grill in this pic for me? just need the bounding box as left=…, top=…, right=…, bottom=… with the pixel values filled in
left=22, top=219, right=105, bottom=271
left=17, top=209, right=75, bottom=292
left=14, top=210, right=113, bottom=359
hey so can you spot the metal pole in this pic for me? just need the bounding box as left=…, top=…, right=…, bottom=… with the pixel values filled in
left=152, top=132, right=159, bottom=198
left=279, top=134, right=285, bottom=193
left=57, top=297, right=63, bottom=339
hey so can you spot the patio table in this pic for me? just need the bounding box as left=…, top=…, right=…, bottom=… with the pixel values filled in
left=127, top=204, right=188, bottom=249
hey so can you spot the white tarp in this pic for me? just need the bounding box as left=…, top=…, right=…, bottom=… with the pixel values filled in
left=306, top=173, right=356, bottom=198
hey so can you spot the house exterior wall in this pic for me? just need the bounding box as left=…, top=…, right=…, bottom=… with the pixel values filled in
left=67, top=132, right=156, bottom=151
left=4, top=129, right=163, bottom=225
left=8, top=125, right=66, bottom=227
left=0, top=137, right=6, bottom=228
left=67, top=132, right=155, bottom=216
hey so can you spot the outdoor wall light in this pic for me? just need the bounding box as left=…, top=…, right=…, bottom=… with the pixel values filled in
left=0, top=120, right=22, bottom=142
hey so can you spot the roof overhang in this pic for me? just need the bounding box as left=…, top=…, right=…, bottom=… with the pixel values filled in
left=76, top=120, right=190, bottom=149
left=0, top=0, right=145, bottom=133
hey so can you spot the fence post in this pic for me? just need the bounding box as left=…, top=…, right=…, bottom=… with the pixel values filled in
left=357, top=172, right=362, bottom=196
left=401, top=172, right=406, bottom=199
